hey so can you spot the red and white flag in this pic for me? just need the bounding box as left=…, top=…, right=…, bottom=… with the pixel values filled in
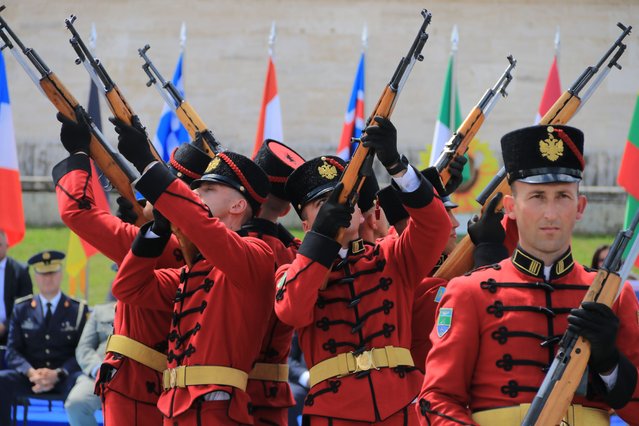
left=0, top=51, right=25, bottom=247
left=253, top=22, right=283, bottom=158
left=535, top=28, right=562, bottom=124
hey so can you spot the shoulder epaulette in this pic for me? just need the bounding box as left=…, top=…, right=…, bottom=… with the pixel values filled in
left=14, top=294, right=34, bottom=304
left=67, top=295, right=86, bottom=304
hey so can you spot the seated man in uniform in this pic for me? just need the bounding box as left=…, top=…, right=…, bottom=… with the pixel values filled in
left=418, top=125, right=639, bottom=425
left=0, top=250, right=89, bottom=424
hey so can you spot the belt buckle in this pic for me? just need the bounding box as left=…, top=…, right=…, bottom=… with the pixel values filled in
left=353, top=349, right=377, bottom=373
left=169, top=368, right=178, bottom=388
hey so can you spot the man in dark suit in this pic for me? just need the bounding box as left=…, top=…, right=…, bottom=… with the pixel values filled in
left=0, top=229, right=33, bottom=346
left=0, top=250, right=88, bottom=425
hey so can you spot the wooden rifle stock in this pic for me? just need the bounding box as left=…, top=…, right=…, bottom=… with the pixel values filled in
left=434, top=24, right=631, bottom=281
left=138, top=44, right=220, bottom=157
left=334, top=10, right=431, bottom=243
left=437, top=108, right=484, bottom=185
left=434, top=55, right=516, bottom=187
left=528, top=272, right=621, bottom=425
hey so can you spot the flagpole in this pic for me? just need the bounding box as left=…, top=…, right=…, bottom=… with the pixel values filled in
left=450, top=25, right=459, bottom=133
left=361, top=24, right=367, bottom=118
left=554, top=26, right=560, bottom=67
left=268, top=21, right=276, bottom=58
left=89, top=23, right=97, bottom=53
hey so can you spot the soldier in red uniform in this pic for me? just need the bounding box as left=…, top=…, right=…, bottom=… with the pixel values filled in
left=418, top=125, right=639, bottom=425
left=274, top=117, right=451, bottom=425
left=111, top=126, right=276, bottom=425
left=53, top=111, right=210, bottom=425
left=240, top=139, right=305, bottom=425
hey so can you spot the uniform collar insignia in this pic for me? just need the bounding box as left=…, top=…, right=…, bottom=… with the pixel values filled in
left=349, top=238, right=365, bottom=255
left=512, top=246, right=574, bottom=280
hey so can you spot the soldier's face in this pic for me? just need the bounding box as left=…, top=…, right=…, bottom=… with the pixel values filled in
left=444, top=209, right=460, bottom=255
left=195, top=182, right=249, bottom=224
left=504, top=181, right=586, bottom=263
left=34, top=270, right=62, bottom=295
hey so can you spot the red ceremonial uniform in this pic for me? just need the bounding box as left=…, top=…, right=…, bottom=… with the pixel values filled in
left=112, top=163, right=275, bottom=425
left=418, top=247, right=639, bottom=425
left=275, top=181, right=450, bottom=424
left=240, top=218, right=300, bottom=425
left=53, top=154, right=184, bottom=425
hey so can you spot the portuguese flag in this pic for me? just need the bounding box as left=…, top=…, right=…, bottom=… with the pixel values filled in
left=617, top=93, right=639, bottom=267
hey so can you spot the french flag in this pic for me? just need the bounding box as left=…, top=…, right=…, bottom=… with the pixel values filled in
left=253, top=54, right=283, bottom=157
left=0, top=51, right=25, bottom=246
left=337, top=52, right=365, bottom=161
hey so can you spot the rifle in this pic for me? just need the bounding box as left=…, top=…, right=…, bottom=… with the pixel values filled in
left=521, top=209, right=639, bottom=425
left=65, top=15, right=162, bottom=162
left=138, top=44, right=221, bottom=157
left=431, top=55, right=516, bottom=190
left=434, top=22, right=632, bottom=281
left=64, top=15, right=199, bottom=267
left=0, top=5, right=146, bottom=226
left=336, top=9, right=431, bottom=223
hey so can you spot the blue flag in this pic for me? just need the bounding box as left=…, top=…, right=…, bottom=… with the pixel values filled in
left=153, top=52, right=190, bottom=161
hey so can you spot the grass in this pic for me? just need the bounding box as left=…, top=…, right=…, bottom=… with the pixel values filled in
left=7, top=227, right=622, bottom=306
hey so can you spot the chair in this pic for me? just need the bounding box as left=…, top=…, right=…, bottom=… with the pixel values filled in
left=11, top=392, right=66, bottom=426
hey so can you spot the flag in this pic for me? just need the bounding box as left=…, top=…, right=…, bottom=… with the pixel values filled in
left=337, top=52, right=365, bottom=161
left=152, top=51, right=190, bottom=161
left=429, top=26, right=463, bottom=168
left=534, top=28, right=562, bottom=124
left=0, top=51, right=25, bottom=247
left=253, top=22, right=283, bottom=158
left=618, top=93, right=639, bottom=267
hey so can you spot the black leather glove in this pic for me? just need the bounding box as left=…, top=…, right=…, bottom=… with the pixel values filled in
left=567, top=302, right=620, bottom=374
left=115, top=196, right=139, bottom=225
left=150, top=207, right=171, bottom=237
left=361, top=116, right=400, bottom=169
left=468, top=192, right=505, bottom=245
left=422, top=155, right=468, bottom=197
left=109, top=116, right=155, bottom=173
left=311, top=183, right=354, bottom=240
left=57, top=108, right=91, bottom=155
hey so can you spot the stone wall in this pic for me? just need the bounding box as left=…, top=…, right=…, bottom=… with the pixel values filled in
left=3, top=0, right=638, bottom=177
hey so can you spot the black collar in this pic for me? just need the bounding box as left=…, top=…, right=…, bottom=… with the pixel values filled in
left=511, top=246, right=574, bottom=281
left=238, top=218, right=279, bottom=238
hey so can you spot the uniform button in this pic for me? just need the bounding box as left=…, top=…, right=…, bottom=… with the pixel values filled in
left=45, top=334, right=50, bottom=340
left=46, top=362, right=51, bottom=367
left=24, top=333, right=28, bottom=339
left=45, top=349, right=50, bottom=354
left=67, top=335, right=71, bottom=340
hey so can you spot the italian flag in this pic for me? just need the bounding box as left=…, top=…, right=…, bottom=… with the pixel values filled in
left=0, top=51, right=25, bottom=247
left=618, top=93, right=639, bottom=267
left=429, top=49, right=462, bottom=167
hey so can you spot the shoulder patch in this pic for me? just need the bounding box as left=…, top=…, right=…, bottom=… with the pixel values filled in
left=14, top=294, right=34, bottom=304
left=436, top=308, right=453, bottom=338
left=276, top=272, right=287, bottom=290
left=433, top=286, right=445, bottom=303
